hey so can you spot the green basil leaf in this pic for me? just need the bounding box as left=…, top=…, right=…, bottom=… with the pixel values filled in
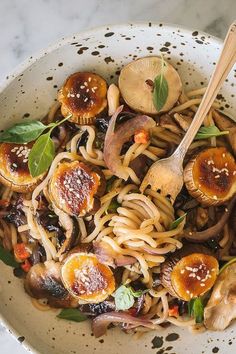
left=188, top=297, right=204, bottom=323
left=195, top=126, right=229, bottom=140
left=170, top=213, right=187, bottom=230
left=219, top=257, right=236, bottom=274
left=0, top=120, right=47, bottom=143
left=153, top=58, right=168, bottom=112
left=28, top=132, right=55, bottom=177
left=106, top=199, right=121, bottom=214
left=114, top=285, right=135, bottom=311
left=0, top=244, right=19, bottom=268
left=153, top=74, right=169, bottom=112
left=57, top=309, right=87, bottom=322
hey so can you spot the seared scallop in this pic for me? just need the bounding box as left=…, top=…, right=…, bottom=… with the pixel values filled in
left=184, top=147, right=236, bottom=206
left=58, top=72, right=107, bottom=125
left=61, top=252, right=115, bottom=303
left=160, top=245, right=219, bottom=301
left=48, top=161, right=105, bottom=216
left=0, top=142, right=44, bottom=193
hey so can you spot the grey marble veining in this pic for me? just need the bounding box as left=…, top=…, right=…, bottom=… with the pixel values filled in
left=0, top=0, right=235, bottom=352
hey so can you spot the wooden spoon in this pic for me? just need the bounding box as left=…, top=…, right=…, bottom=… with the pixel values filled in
left=140, top=21, right=236, bottom=202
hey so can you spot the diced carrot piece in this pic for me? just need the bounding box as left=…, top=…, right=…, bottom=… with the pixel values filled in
left=14, top=243, right=30, bottom=261
left=0, top=199, right=9, bottom=207
left=168, top=305, right=179, bottom=317
left=21, top=259, right=32, bottom=273
left=134, top=129, right=149, bottom=144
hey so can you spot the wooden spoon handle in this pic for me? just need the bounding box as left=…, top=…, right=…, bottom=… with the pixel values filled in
left=175, top=21, right=236, bottom=159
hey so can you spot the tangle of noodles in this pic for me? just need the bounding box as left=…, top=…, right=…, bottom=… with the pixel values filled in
left=0, top=82, right=234, bottom=336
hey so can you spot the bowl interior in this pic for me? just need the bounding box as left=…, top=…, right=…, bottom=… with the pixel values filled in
left=0, top=23, right=236, bottom=354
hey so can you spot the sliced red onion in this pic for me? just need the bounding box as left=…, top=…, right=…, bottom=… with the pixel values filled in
left=104, top=107, right=156, bottom=180
left=93, top=241, right=136, bottom=267
left=92, top=311, right=156, bottom=337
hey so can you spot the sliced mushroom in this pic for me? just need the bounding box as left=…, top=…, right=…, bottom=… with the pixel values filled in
left=184, top=195, right=236, bottom=242
left=160, top=244, right=219, bottom=301
left=0, top=142, right=44, bottom=193
left=58, top=72, right=107, bottom=125
left=25, top=261, right=78, bottom=308
left=204, top=262, right=236, bottom=331
left=173, top=113, right=192, bottom=132
left=52, top=204, right=80, bottom=260
left=213, top=110, right=236, bottom=155
left=48, top=161, right=106, bottom=217
left=159, top=114, right=183, bottom=134
left=61, top=252, right=115, bottom=303
left=184, top=147, right=236, bottom=206
left=119, top=56, right=182, bottom=115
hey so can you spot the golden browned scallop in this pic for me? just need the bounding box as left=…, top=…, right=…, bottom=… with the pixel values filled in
left=58, top=72, right=107, bottom=125
left=160, top=245, right=219, bottom=301
left=61, top=252, right=115, bottom=303
left=184, top=147, right=236, bottom=206
left=0, top=142, right=44, bottom=193
left=48, top=161, right=105, bottom=216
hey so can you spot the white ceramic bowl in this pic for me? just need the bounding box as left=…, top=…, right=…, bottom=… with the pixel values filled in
left=0, top=23, right=236, bottom=354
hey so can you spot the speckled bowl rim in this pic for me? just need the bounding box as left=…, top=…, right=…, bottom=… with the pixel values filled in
left=0, top=22, right=224, bottom=354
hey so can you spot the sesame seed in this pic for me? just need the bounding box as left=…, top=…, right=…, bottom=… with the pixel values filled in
left=215, top=175, right=220, bottom=178
left=196, top=276, right=201, bottom=280
left=189, top=232, right=193, bottom=235
left=18, top=153, right=23, bottom=157
left=84, top=97, right=88, bottom=102
left=91, top=88, right=95, bottom=93
left=180, top=269, right=185, bottom=274
left=213, top=195, right=217, bottom=200
left=88, top=77, right=91, bottom=82
left=186, top=290, right=190, bottom=294
left=12, top=163, right=17, bottom=168
left=200, top=283, right=205, bottom=287
left=225, top=163, right=228, bottom=167
left=70, top=93, right=75, bottom=98
left=84, top=82, right=88, bottom=86
left=23, top=159, right=28, bottom=163
left=86, top=88, right=89, bottom=93
left=80, top=85, right=85, bottom=89
left=233, top=171, right=236, bottom=175
left=93, top=86, right=97, bottom=90
left=223, top=153, right=226, bottom=158
left=76, top=93, right=80, bottom=98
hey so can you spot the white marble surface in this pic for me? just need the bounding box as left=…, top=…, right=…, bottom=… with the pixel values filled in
left=0, top=0, right=235, bottom=352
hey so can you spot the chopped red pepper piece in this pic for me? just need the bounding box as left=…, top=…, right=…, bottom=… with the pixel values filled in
left=21, top=259, right=32, bottom=273
left=134, top=129, right=150, bottom=144
left=14, top=243, right=30, bottom=261
left=168, top=305, right=179, bottom=317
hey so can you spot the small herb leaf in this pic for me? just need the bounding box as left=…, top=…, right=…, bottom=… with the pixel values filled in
left=57, top=309, right=87, bottom=322
left=0, top=120, right=47, bottom=144
left=0, top=244, right=19, bottom=268
left=28, top=133, right=55, bottom=177
left=114, top=285, right=146, bottom=311
left=170, top=213, right=187, bottom=230
left=195, top=126, right=229, bottom=140
left=188, top=297, right=204, bottom=323
left=114, top=285, right=135, bottom=311
left=106, top=199, right=121, bottom=214
left=153, top=74, right=169, bottom=112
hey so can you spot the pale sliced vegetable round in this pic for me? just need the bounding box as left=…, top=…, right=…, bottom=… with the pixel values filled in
left=118, top=56, right=182, bottom=114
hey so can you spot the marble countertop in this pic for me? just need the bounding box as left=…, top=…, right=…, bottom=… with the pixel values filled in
left=0, top=0, right=235, bottom=352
